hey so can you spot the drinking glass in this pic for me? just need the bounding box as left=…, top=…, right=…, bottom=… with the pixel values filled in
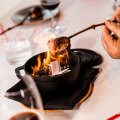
left=111, top=0, right=120, bottom=11
left=106, top=0, right=120, bottom=20
left=0, top=29, right=32, bottom=66
left=5, top=75, right=45, bottom=120
left=40, top=0, right=65, bottom=35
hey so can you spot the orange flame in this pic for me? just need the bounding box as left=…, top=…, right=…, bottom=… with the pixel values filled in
left=43, top=51, right=51, bottom=67
left=31, top=51, right=69, bottom=76
left=50, top=51, right=69, bottom=65
left=31, top=55, right=41, bottom=76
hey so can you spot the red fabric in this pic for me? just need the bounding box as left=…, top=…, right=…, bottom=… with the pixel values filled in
left=107, top=113, right=120, bottom=120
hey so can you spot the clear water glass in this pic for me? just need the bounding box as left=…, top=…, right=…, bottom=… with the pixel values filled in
left=5, top=75, right=45, bottom=120
left=111, top=0, right=120, bottom=11
left=106, top=0, right=120, bottom=20
left=40, top=0, right=65, bottom=35
left=1, top=30, right=32, bottom=66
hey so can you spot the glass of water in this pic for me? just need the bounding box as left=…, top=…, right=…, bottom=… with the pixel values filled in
left=39, top=0, right=65, bottom=35
left=1, top=29, right=32, bottom=66
left=106, top=0, right=120, bottom=22
left=5, top=75, right=45, bottom=120
left=111, top=0, right=120, bottom=11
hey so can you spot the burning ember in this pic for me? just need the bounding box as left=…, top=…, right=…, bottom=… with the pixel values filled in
left=31, top=51, right=69, bottom=77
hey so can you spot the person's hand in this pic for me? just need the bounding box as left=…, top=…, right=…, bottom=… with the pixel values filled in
left=101, top=7, right=120, bottom=59
left=102, top=20, right=120, bottom=59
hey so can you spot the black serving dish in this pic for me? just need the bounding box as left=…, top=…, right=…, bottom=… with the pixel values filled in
left=15, top=51, right=80, bottom=99
left=6, top=49, right=103, bottom=110
left=70, top=48, right=103, bottom=67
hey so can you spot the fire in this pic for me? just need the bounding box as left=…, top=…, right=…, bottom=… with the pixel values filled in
left=31, top=51, right=69, bottom=77
left=50, top=51, right=69, bottom=66
left=43, top=51, right=51, bottom=67
left=31, top=55, right=41, bottom=76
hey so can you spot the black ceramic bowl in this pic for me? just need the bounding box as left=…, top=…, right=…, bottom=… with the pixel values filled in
left=15, top=51, right=80, bottom=99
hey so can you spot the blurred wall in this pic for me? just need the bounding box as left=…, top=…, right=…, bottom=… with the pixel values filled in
left=0, top=0, right=21, bottom=18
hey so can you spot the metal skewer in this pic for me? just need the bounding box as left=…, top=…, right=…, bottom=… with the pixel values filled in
left=0, top=7, right=41, bottom=35
left=68, top=20, right=117, bottom=39
left=68, top=22, right=105, bottom=39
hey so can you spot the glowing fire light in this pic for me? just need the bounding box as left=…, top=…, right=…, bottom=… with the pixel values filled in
left=32, top=32, right=69, bottom=77
left=31, top=51, right=69, bottom=77
left=33, top=32, right=56, bottom=51
left=31, top=55, right=41, bottom=76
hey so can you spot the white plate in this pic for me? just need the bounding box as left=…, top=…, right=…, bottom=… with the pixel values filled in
left=12, top=5, right=60, bottom=24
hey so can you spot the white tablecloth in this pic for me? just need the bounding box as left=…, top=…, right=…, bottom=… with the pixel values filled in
left=0, top=0, right=120, bottom=120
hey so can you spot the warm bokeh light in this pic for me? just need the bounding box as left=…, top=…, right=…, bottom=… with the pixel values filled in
left=33, top=32, right=56, bottom=51
left=31, top=51, right=69, bottom=77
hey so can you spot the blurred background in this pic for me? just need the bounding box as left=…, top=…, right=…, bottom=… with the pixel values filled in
left=0, top=0, right=21, bottom=18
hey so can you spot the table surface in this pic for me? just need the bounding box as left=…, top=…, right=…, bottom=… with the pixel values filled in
left=0, top=0, right=120, bottom=120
